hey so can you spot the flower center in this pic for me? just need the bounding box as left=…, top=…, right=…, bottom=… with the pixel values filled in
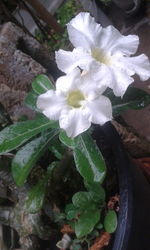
left=91, top=48, right=111, bottom=65
left=67, top=90, right=85, bottom=108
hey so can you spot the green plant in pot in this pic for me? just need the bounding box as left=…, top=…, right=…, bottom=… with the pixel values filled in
left=0, top=12, right=150, bottom=250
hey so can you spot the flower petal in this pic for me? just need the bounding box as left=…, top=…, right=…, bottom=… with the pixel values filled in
left=111, top=54, right=135, bottom=76
left=89, top=62, right=114, bottom=89
left=89, top=61, right=133, bottom=97
left=122, top=54, right=150, bottom=81
left=55, top=49, right=80, bottom=74
left=67, top=12, right=102, bottom=50
left=86, top=95, right=112, bottom=125
left=56, top=68, right=81, bottom=93
left=111, top=34, right=139, bottom=56
left=74, top=70, right=107, bottom=100
left=98, top=25, right=139, bottom=56
left=55, top=48, right=92, bottom=73
left=59, top=109, right=91, bottom=138
left=37, top=90, right=66, bottom=120
left=110, top=68, right=134, bottom=97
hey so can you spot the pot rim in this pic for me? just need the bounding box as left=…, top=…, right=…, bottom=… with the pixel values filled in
left=100, top=122, right=133, bottom=250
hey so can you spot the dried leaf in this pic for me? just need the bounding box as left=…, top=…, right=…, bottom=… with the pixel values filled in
left=60, top=224, right=74, bottom=234
left=89, top=231, right=111, bottom=250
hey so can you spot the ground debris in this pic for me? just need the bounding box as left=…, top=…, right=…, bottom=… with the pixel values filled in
left=60, top=224, right=74, bottom=234
left=112, top=120, right=150, bottom=158
left=107, top=194, right=119, bottom=212
left=89, top=231, right=111, bottom=250
left=56, top=233, right=72, bottom=250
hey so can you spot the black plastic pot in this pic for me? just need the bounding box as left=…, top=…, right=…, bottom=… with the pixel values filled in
left=92, top=122, right=150, bottom=250
left=112, top=0, right=141, bottom=16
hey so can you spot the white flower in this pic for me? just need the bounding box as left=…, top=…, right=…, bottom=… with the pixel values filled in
left=55, top=12, right=150, bottom=97
left=37, top=68, right=112, bottom=138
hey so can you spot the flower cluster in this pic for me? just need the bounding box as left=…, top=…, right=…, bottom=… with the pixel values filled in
left=37, top=12, right=150, bottom=138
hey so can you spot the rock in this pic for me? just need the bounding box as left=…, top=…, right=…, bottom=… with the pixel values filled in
left=0, top=22, right=60, bottom=120
left=0, top=22, right=46, bottom=92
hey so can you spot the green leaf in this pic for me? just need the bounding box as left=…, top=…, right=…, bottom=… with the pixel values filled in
left=25, top=175, right=47, bottom=213
left=96, top=223, right=103, bottom=230
left=72, top=192, right=94, bottom=209
left=65, top=203, right=76, bottom=213
left=89, top=190, right=105, bottom=204
left=0, top=117, right=56, bottom=154
left=104, top=210, right=117, bottom=233
left=32, top=74, right=54, bottom=94
left=72, top=243, right=81, bottom=250
left=75, top=208, right=100, bottom=238
left=12, top=129, right=58, bottom=186
left=47, top=161, right=58, bottom=175
left=84, top=182, right=106, bottom=203
left=65, top=203, right=79, bottom=220
left=73, top=132, right=106, bottom=184
left=49, top=139, right=66, bottom=159
left=66, top=208, right=79, bottom=220
left=25, top=162, right=57, bottom=213
left=106, top=87, right=150, bottom=116
left=24, top=91, right=38, bottom=111
left=59, top=131, right=75, bottom=148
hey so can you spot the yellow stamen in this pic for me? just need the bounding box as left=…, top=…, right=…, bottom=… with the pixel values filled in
left=92, top=48, right=111, bottom=65
left=67, top=90, right=85, bottom=108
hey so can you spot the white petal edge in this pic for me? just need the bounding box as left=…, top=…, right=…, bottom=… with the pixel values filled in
left=98, top=25, right=139, bottom=56
left=55, top=48, right=93, bottom=73
left=85, top=96, right=112, bottom=125
left=55, top=49, right=80, bottom=74
left=59, top=108, right=91, bottom=138
left=88, top=62, right=114, bottom=91
left=110, top=68, right=134, bottom=97
left=67, top=12, right=102, bottom=49
left=122, top=54, right=150, bottom=81
left=37, top=90, right=66, bottom=120
left=80, top=74, right=107, bottom=100
left=111, top=34, right=139, bottom=56
left=56, top=68, right=81, bottom=93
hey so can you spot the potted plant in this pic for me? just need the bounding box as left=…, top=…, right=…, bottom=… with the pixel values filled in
left=0, top=11, right=150, bottom=250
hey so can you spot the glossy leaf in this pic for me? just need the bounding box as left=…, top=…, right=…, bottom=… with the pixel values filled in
left=65, top=203, right=79, bottom=220
left=66, top=208, right=79, bottom=220
left=49, top=139, right=66, bottom=159
left=25, top=175, right=47, bottom=213
left=84, top=182, right=106, bottom=203
left=59, top=131, right=75, bottom=148
left=104, top=210, right=117, bottom=233
left=73, top=132, right=106, bottom=184
left=65, top=203, right=76, bottom=213
left=25, top=162, right=57, bottom=213
left=0, top=117, right=56, bottom=154
left=75, top=208, right=100, bottom=238
left=105, top=87, right=150, bottom=116
left=72, top=192, right=93, bottom=209
left=12, top=129, right=58, bottom=186
left=24, top=91, right=39, bottom=111
left=32, top=74, right=54, bottom=94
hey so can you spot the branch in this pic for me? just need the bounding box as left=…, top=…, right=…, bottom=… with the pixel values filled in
left=25, top=0, right=64, bottom=35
